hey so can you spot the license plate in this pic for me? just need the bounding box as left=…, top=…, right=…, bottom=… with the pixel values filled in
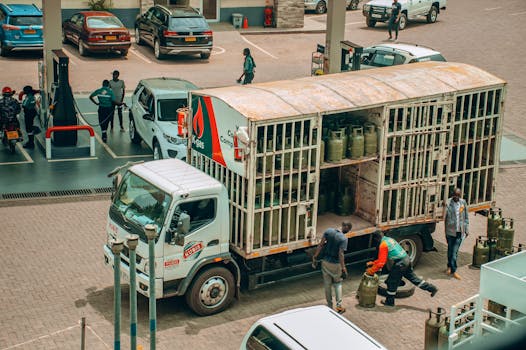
left=185, top=37, right=197, bottom=42
left=6, top=131, right=19, bottom=140
left=105, top=35, right=117, bottom=41
left=24, top=29, right=36, bottom=34
left=372, top=14, right=382, bottom=18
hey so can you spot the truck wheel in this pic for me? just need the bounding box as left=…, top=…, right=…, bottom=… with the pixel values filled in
left=377, top=275, right=416, bottom=298
left=186, top=266, right=235, bottom=316
left=398, top=13, right=408, bottom=30
left=315, top=1, right=327, bottom=14
left=366, top=17, right=376, bottom=28
left=427, top=5, right=438, bottom=23
left=129, top=115, right=142, bottom=144
left=396, top=234, right=423, bottom=266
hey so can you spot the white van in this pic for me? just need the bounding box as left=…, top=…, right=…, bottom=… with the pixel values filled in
left=240, top=305, right=387, bottom=350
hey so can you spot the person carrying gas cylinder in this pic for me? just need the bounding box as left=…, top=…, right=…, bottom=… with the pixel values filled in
left=18, top=86, right=39, bottom=149
left=366, top=230, right=438, bottom=306
left=0, top=86, right=21, bottom=131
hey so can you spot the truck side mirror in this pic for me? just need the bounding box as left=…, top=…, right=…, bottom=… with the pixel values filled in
left=169, top=212, right=190, bottom=246
left=143, top=113, right=153, bottom=121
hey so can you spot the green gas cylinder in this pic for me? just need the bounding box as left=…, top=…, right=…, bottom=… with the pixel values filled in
left=263, top=201, right=280, bottom=245
left=340, top=127, right=348, bottom=159
left=281, top=205, right=297, bottom=241
left=350, top=127, right=364, bottom=159
left=337, top=187, right=353, bottom=216
left=497, top=218, right=514, bottom=258
left=437, top=316, right=450, bottom=350
left=487, top=207, right=502, bottom=240
left=327, top=131, right=343, bottom=162
left=253, top=203, right=262, bottom=249
left=472, top=236, right=490, bottom=268
left=487, top=238, right=498, bottom=261
left=318, top=192, right=327, bottom=214
left=425, top=307, right=446, bottom=350
left=364, top=123, right=378, bottom=156
left=327, top=190, right=336, bottom=213
left=357, top=272, right=379, bottom=308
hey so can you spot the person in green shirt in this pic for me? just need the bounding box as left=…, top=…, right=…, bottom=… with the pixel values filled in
left=237, top=48, right=255, bottom=85
left=89, top=80, right=115, bottom=143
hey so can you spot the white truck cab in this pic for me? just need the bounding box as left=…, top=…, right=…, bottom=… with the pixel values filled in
left=240, top=305, right=387, bottom=350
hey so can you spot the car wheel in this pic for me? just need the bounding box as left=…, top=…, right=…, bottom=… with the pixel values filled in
left=398, top=13, right=408, bottom=30
left=120, top=49, right=128, bottom=57
left=0, top=41, right=10, bottom=57
left=315, top=1, right=327, bottom=14
left=366, top=17, right=376, bottom=28
left=200, top=52, right=211, bottom=59
left=129, top=115, right=141, bottom=144
left=61, top=31, right=68, bottom=44
left=135, top=27, right=144, bottom=45
left=377, top=275, right=416, bottom=299
left=153, top=140, right=162, bottom=160
left=79, top=40, right=88, bottom=56
left=349, top=0, right=359, bottom=10
left=154, top=39, right=164, bottom=60
left=396, top=234, right=423, bottom=266
left=427, top=5, right=438, bottom=23
left=185, top=266, right=235, bottom=316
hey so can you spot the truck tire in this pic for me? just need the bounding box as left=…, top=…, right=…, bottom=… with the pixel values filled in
left=427, top=5, right=438, bottom=23
left=366, top=17, right=376, bottom=28
left=377, top=275, right=416, bottom=298
left=186, top=266, right=235, bottom=316
left=129, top=115, right=142, bottom=144
left=396, top=234, right=423, bottom=266
left=315, top=1, right=327, bottom=14
left=398, top=12, right=408, bottom=30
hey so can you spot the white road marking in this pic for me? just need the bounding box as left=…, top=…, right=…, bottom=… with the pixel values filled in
left=211, top=46, right=226, bottom=56
left=61, top=47, right=78, bottom=65
left=0, top=324, right=79, bottom=350
left=484, top=7, right=501, bottom=11
left=47, top=156, right=98, bottom=162
left=241, top=36, right=278, bottom=59
left=346, top=21, right=363, bottom=25
left=510, top=11, right=526, bottom=16
left=86, top=324, right=111, bottom=349
left=16, top=142, right=34, bottom=163
left=129, top=47, right=152, bottom=64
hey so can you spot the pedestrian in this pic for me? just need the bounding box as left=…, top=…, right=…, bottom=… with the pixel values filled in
left=388, top=0, right=402, bottom=41
left=312, top=221, right=351, bottom=314
left=236, top=48, right=255, bottom=85
left=18, top=86, right=39, bottom=149
left=366, top=231, right=437, bottom=307
left=89, top=80, right=115, bottom=143
left=109, top=70, right=125, bottom=132
left=444, top=188, right=469, bottom=280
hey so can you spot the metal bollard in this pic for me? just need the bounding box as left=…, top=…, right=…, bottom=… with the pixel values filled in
left=127, top=234, right=139, bottom=350
left=144, top=224, right=158, bottom=350
left=81, top=317, right=86, bottom=350
left=111, top=239, right=124, bottom=350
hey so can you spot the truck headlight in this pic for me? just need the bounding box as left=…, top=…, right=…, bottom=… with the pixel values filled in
left=163, top=133, right=186, bottom=145
left=363, top=4, right=371, bottom=11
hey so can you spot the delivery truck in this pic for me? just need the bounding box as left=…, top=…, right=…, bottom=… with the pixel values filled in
left=104, top=61, right=506, bottom=315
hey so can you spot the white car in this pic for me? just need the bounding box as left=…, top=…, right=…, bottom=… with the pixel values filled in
left=240, top=305, right=387, bottom=350
left=128, top=77, right=198, bottom=160
left=358, top=42, right=446, bottom=69
left=305, top=0, right=360, bottom=14
left=363, top=0, right=447, bottom=30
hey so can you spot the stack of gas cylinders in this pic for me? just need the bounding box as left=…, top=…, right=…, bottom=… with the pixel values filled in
left=321, top=120, right=378, bottom=163
left=472, top=207, right=523, bottom=269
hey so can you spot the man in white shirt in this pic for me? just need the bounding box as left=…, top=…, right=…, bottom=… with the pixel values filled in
left=444, top=188, right=469, bottom=280
left=109, top=70, right=125, bottom=132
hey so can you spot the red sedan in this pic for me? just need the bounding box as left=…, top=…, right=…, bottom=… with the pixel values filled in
left=62, top=11, right=131, bottom=57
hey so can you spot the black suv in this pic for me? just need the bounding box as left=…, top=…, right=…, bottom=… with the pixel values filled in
left=135, top=5, right=212, bottom=60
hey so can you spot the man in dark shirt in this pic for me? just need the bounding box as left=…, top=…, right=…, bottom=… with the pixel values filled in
left=312, top=221, right=351, bottom=314
left=388, top=0, right=402, bottom=40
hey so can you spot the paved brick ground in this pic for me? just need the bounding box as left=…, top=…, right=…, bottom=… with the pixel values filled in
left=0, top=167, right=524, bottom=350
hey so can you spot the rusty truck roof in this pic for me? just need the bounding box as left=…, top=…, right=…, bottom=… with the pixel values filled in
left=192, top=62, right=506, bottom=121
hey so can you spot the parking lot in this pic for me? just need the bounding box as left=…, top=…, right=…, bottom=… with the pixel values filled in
left=1, top=0, right=526, bottom=349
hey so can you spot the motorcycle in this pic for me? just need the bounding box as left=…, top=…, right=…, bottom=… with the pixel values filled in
left=1, top=115, right=23, bottom=154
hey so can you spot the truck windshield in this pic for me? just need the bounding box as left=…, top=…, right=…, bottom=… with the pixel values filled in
left=112, top=172, right=172, bottom=241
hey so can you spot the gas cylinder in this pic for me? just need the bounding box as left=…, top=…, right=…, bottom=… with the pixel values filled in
left=437, top=316, right=450, bottom=350
left=364, top=123, right=378, bottom=156
left=281, top=205, right=296, bottom=241
left=487, top=238, right=497, bottom=261
left=253, top=203, right=262, bottom=248
left=318, top=192, right=327, bottom=214
left=472, top=236, right=489, bottom=268
left=327, top=190, right=336, bottom=213
left=497, top=218, right=514, bottom=258
left=487, top=207, right=502, bottom=239
left=263, top=203, right=280, bottom=245
left=424, top=307, right=446, bottom=350
left=327, top=131, right=343, bottom=162
left=320, top=138, right=325, bottom=164
left=350, top=127, right=364, bottom=158
left=337, top=187, right=353, bottom=216
left=357, top=272, right=379, bottom=308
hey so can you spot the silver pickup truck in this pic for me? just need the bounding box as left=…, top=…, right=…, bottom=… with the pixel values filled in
left=362, top=0, right=446, bottom=30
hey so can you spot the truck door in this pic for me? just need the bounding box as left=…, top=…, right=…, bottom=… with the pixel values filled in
left=379, top=99, right=454, bottom=226
left=163, top=197, right=221, bottom=282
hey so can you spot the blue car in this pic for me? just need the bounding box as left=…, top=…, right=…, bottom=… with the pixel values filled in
left=0, top=4, right=43, bottom=56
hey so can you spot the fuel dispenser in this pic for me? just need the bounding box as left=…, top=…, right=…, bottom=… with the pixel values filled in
left=49, top=49, right=77, bottom=146
left=340, top=40, right=363, bottom=72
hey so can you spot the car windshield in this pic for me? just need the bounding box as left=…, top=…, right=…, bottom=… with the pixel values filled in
left=168, top=16, right=208, bottom=30
left=87, top=16, right=124, bottom=29
left=9, top=16, right=42, bottom=26
left=415, top=54, right=447, bottom=62
left=158, top=98, right=187, bottom=121
left=113, top=172, right=172, bottom=240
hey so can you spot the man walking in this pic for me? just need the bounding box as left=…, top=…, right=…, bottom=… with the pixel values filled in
left=89, top=80, right=115, bottom=143
left=366, top=231, right=437, bottom=307
left=312, top=221, right=351, bottom=314
left=109, top=70, right=125, bottom=132
left=444, top=188, right=469, bottom=280
left=388, top=0, right=402, bottom=40
left=19, top=86, right=39, bottom=149
left=237, top=48, right=255, bottom=85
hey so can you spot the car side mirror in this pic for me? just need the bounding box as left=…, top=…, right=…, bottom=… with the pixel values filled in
left=143, top=113, right=153, bottom=121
